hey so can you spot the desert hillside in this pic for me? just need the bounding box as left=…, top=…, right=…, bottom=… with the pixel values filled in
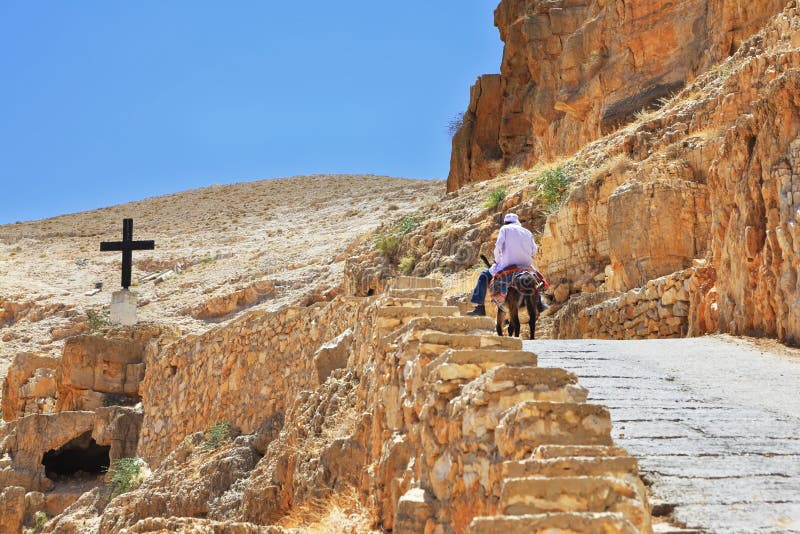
left=0, top=175, right=443, bottom=374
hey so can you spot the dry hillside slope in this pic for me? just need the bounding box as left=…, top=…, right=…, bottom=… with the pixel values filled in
left=0, top=175, right=443, bottom=375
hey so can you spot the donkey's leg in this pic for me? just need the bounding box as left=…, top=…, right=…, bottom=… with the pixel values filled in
left=509, top=294, right=522, bottom=337
left=496, top=307, right=506, bottom=336
left=525, top=294, right=537, bottom=340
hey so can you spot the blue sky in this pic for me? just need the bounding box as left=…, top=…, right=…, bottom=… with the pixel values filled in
left=0, top=2, right=503, bottom=224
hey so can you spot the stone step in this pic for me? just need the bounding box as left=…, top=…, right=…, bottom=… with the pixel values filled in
left=376, top=306, right=461, bottom=333
left=499, top=476, right=650, bottom=532
left=398, top=316, right=496, bottom=336
left=418, top=331, right=523, bottom=356
left=388, top=287, right=445, bottom=301
left=438, top=349, right=538, bottom=368
left=381, top=297, right=447, bottom=307
left=377, top=305, right=460, bottom=319
left=533, top=444, right=630, bottom=460
left=469, top=512, right=639, bottom=534
left=394, top=276, right=441, bottom=290
left=467, top=366, right=587, bottom=403
left=488, top=366, right=578, bottom=390
left=502, top=455, right=640, bottom=479
left=495, top=401, right=613, bottom=459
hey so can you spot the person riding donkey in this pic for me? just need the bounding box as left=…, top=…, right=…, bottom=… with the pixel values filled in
left=466, top=213, right=548, bottom=316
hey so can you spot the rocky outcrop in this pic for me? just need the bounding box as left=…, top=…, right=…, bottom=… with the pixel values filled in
left=0, top=486, right=26, bottom=534
left=709, top=70, right=800, bottom=343
left=0, top=408, right=141, bottom=494
left=186, top=280, right=276, bottom=320
left=97, top=433, right=261, bottom=533
left=56, top=325, right=179, bottom=412
left=240, top=370, right=368, bottom=525
left=448, top=0, right=787, bottom=191
left=2, top=353, right=58, bottom=421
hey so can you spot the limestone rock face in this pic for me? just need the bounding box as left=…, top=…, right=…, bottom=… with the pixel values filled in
left=0, top=408, right=142, bottom=502
left=97, top=434, right=261, bottom=533
left=0, top=486, right=26, bottom=534
left=447, top=0, right=787, bottom=191
left=2, top=352, right=58, bottom=422
left=40, top=487, right=107, bottom=534
left=709, top=71, right=800, bottom=342
left=448, top=75, right=504, bottom=190
left=606, top=180, right=709, bottom=290
left=240, top=369, right=367, bottom=525
left=313, top=327, right=354, bottom=383
left=56, top=325, right=178, bottom=412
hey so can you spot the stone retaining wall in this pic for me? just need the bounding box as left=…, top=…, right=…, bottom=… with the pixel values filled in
left=137, top=296, right=372, bottom=463
left=555, top=269, right=696, bottom=340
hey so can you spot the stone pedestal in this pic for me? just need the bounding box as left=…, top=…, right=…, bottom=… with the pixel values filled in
left=110, top=290, right=137, bottom=326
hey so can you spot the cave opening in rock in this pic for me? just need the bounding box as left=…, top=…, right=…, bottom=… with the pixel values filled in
left=42, top=431, right=110, bottom=480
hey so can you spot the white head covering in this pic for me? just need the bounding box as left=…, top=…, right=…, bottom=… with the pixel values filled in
left=503, top=213, right=520, bottom=224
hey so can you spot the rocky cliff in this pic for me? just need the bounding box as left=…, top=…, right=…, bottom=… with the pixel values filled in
left=448, top=0, right=787, bottom=191
left=440, top=0, right=800, bottom=345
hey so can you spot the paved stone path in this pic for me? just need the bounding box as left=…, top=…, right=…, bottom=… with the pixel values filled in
left=526, top=335, right=800, bottom=533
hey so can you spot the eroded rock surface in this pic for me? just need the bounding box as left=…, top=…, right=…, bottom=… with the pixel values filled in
left=448, top=0, right=787, bottom=190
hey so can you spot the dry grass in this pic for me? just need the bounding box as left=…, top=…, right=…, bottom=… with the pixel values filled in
left=276, top=488, right=378, bottom=533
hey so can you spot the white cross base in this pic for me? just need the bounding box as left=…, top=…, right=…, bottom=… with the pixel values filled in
left=110, top=290, right=137, bottom=326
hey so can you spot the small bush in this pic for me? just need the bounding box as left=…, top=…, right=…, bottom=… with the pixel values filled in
left=399, top=256, right=415, bottom=275
left=199, top=421, right=232, bottom=452
left=399, top=216, right=419, bottom=234
left=86, top=309, right=110, bottom=332
left=484, top=188, right=508, bottom=209
left=34, top=511, right=47, bottom=531
left=375, top=233, right=402, bottom=258
left=22, top=511, right=48, bottom=534
left=534, top=164, right=574, bottom=212
left=387, top=204, right=399, bottom=211
left=107, top=457, right=147, bottom=497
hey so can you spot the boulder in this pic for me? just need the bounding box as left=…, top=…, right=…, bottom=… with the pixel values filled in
left=313, top=327, right=353, bottom=383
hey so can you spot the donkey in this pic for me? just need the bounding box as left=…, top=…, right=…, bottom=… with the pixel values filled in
left=496, top=270, right=539, bottom=339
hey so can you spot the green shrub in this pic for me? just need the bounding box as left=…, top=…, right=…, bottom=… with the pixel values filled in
left=375, top=233, right=402, bottom=258
left=534, top=164, right=574, bottom=212
left=199, top=422, right=232, bottom=452
left=86, top=309, right=110, bottom=332
left=399, top=216, right=419, bottom=234
left=22, top=510, right=48, bottom=534
left=399, top=256, right=416, bottom=275
left=34, top=511, right=47, bottom=531
left=107, top=457, right=146, bottom=497
left=484, top=188, right=508, bottom=209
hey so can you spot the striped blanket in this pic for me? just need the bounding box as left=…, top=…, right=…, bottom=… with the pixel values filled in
left=490, top=266, right=549, bottom=307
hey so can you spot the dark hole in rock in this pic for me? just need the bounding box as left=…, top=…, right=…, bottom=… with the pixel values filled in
left=366, top=288, right=375, bottom=296
left=42, top=431, right=110, bottom=480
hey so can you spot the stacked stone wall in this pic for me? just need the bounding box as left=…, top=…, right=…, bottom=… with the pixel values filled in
left=555, top=269, right=695, bottom=340
left=137, top=296, right=372, bottom=463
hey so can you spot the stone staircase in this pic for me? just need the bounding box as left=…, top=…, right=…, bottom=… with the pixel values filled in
left=374, top=277, right=652, bottom=534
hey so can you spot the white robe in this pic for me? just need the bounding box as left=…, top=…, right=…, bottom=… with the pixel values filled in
left=490, top=223, right=538, bottom=275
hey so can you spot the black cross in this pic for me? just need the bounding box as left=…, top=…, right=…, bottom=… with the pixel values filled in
left=100, top=218, right=155, bottom=290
